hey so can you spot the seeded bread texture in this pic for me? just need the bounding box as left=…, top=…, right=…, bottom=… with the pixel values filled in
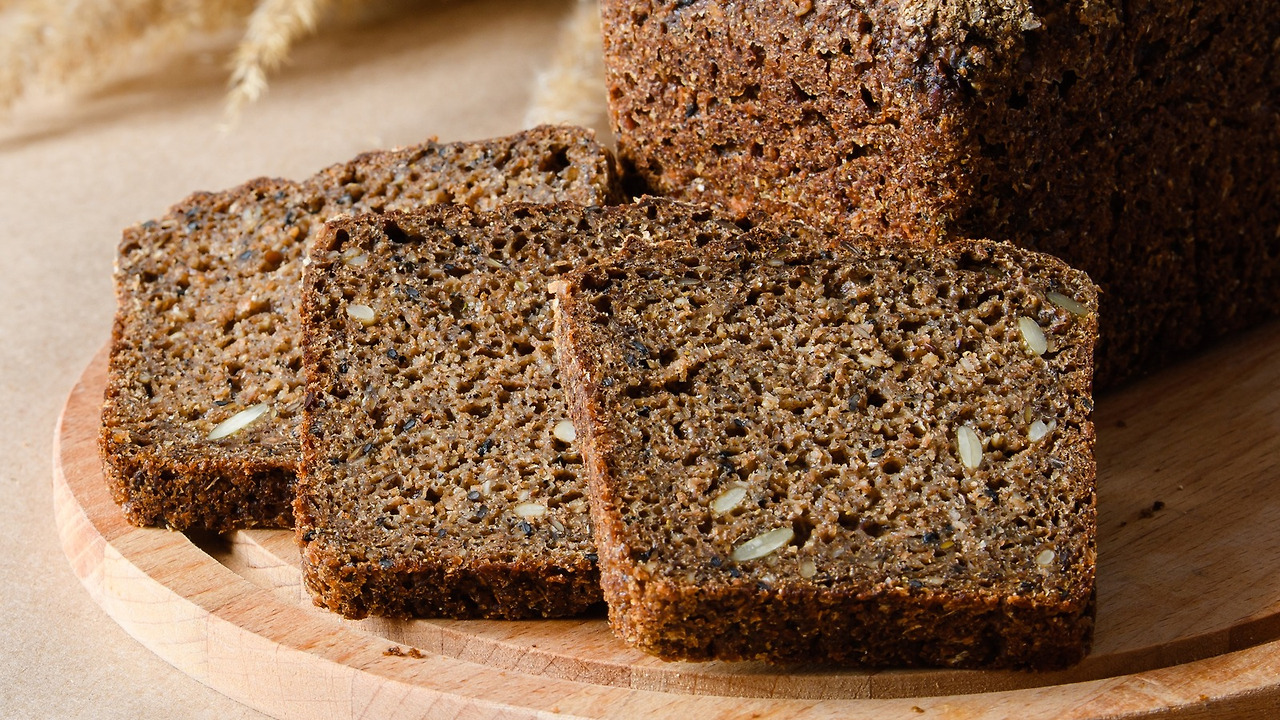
left=296, top=200, right=742, bottom=619
left=555, top=212, right=1099, bottom=668
left=601, top=0, right=1279, bottom=387
left=100, top=125, right=621, bottom=532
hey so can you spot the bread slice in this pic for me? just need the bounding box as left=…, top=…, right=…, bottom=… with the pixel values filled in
left=295, top=200, right=744, bottom=619
left=554, top=211, right=1099, bottom=668
left=100, top=125, right=620, bottom=532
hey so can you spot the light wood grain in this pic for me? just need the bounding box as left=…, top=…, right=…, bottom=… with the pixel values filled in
left=53, top=325, right=1280, bottom=718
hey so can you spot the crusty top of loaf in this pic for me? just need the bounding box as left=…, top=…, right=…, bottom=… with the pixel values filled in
left=895, top=0, right=1039, bottom=40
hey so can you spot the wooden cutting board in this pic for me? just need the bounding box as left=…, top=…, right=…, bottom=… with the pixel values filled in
left=53, top=326, right=1280, bottom=719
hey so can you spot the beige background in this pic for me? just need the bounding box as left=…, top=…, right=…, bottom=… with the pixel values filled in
left=0, top=2, right=602, bottom=716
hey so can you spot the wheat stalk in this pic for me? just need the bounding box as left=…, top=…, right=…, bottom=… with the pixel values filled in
left=523, top=0, right=608, bottom=130
left=0, top=0, right=257, bottom=113
left=1, top=0, right=604, bottom=126
left=0, top=0, right=339, bottom=117
left=223, top=0, right=331, bottom=123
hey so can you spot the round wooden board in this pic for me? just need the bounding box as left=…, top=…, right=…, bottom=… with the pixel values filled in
left=54, top=328, right=1280, bottom=719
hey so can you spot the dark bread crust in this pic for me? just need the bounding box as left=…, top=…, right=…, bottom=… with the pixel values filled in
left=555, top=206, right=1098, bottom=668
left=602, top=0, right=1280, bottom=387
left=100, top=126, right=620, bottom=532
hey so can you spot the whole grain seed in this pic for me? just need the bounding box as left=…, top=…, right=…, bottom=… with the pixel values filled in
left=956, top=425, right=983, bottom=469
left=206, top=403, right=270, bottom=440
left=346, top=303, right=376, bottom=325
left=731, top=527, right=795, bottom=562
left=1018, top=317, right=1048, bottom=356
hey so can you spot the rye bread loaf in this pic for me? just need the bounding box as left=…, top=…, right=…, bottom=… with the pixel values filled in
left=295, top=199, right=742, bottom=619
left=555, top=209, right=1099, bottom=668
left=601, top=0, right=1279, bottom=387
left=100, top=125, right=620, bottom=532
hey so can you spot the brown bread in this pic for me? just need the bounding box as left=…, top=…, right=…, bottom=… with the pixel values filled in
left=555, top=206, right=1099, bottom=668
left=601, top=0, right=1279, bottom=387
left=100, top=125, right=620, bottom=532
left=295, top=200, right=741, bottom=619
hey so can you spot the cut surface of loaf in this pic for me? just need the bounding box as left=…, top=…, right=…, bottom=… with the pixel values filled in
left=296, top=200, right=741, bottom=619
left=555, top=214, right=1099, bottom=668
left=601, top=0, right=1279, bottom=387
left=100, top=125, right=620, bottom=532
